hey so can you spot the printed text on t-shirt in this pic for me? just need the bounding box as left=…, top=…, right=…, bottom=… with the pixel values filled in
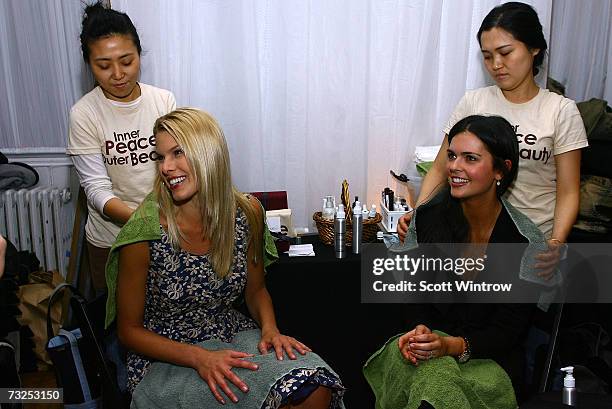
left=103, top=129, right=158, bottom=166
left=513, top=125, right=551, bottom=164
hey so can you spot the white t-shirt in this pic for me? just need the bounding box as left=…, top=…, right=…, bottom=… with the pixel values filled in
left=67, top=83, right=176, bottom=247
left=443, top=86, right=588, bottom=237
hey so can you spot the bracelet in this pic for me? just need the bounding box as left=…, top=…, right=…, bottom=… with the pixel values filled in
left=456, top=337, right=471, bottom=363
left=549, top=238, right=569, bottom=260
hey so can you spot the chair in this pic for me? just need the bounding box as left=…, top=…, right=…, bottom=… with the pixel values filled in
left=522, top=303, right=564, bottom=403
left=538, top=303, right=564, bottom=392
left=70, top=291, right=130, bottom=408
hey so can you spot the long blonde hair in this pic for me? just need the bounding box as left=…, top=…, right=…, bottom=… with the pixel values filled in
left=153, top=108, right=263, bottom=278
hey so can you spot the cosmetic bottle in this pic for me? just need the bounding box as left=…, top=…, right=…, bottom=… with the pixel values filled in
left=334, top=205, right=346, bottom=259
left=368, top=204, right=377, bottom=218
left=322, top=196, right=335, bottom=220
left=352, top=201, right=363, bottom=254
left=561, top=366, right=576, bottom=406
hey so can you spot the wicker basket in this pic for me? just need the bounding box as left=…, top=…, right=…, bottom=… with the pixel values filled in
left=313, top=211, right=382, bottom=246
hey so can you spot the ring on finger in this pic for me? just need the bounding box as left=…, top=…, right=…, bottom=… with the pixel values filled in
left=429, top=351, right=434, bottom=359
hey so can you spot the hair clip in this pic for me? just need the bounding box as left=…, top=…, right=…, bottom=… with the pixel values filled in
left=390, top=170, right=409, bottom=183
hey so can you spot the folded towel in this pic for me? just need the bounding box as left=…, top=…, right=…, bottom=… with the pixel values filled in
left=288, top=244, right=315, bottom=257
left=414, top=146, right=441, bottom=163
left=363, top=332, right=517, bottom=409
left=132, top=329, right=345, bottom=409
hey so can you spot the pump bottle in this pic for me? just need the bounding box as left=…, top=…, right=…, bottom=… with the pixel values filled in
left=561, top=366, right=576, bottom=406
left=334, top=205, right=346, bottom=259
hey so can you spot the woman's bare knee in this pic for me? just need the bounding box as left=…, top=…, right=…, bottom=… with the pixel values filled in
left=284, top=386, right=332, bottom=409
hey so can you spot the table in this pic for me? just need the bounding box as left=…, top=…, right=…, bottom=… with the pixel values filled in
left=265, top=235, right=410, bottom=408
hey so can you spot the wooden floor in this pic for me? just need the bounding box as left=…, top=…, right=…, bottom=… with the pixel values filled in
left=20, top=371, right=62, bottom=409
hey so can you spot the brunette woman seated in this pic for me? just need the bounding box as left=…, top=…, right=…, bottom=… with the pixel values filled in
left=364, top=115, right=549, bottom=409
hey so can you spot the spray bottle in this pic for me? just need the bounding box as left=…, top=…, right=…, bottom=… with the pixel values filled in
left=334, top=205, right=346, bottom=259
left=560, top=366, right=576, bottom=406
left=352, top=201, right=363, bottom=254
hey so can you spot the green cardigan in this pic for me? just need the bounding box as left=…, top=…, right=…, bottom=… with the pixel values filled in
left=104, top=193, right=279, bottom=328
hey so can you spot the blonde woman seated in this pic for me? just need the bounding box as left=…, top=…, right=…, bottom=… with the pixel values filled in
left=364, top=115, right=547, bottom=409
left=107, top=108, right=345, bottom=408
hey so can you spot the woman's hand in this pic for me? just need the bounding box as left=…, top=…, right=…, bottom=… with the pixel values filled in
left=405, top=332, right=450, bottom=362
left=192, top=348, right=259, bottom=405
left=258, top=328, right=311, bottom=360
left=397, top=212, right=413, bottom=243
left=398, top=324, right=431, bottom=365
left=535, top=239, right=564, bottom=280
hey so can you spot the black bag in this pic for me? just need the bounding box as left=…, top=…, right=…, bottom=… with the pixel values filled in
left=0, top=339, right=22, bottom=409
left=45, top=284, right=102, bottom=408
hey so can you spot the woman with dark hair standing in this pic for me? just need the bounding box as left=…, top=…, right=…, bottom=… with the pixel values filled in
left=364, top=115, right=547, bottom=408
left=397, top=2, right=587, bottom=275
left=67, top=2, right=176, bottom=294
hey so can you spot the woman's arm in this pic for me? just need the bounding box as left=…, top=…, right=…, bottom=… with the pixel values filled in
left=117, top=242, right=257, bottom=404
left=244, top=197, right=310, bottom=360
left=103, top=197, right=135, bottom=224
left=535, top=150, right=581, bottom=276
left=117, top=242, right=193, bottom=366
left=551, top=150, right=581, bottom=243
left=416, top=135, right=451, bottom=205
left=397, top=135, right=449, bottom=241
left=71, top=154, right=135, bottom=225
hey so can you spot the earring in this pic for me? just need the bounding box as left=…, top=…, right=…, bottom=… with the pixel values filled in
left=496, top=180, right=501, bottom=186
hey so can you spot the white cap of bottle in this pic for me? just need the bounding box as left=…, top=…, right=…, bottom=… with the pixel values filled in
left=369, top=204, right=377, bottom=218
left=561, top=366, right=575, bottom=388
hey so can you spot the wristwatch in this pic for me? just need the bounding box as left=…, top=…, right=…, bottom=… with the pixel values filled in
left=456, top=337, right=471, bottom=363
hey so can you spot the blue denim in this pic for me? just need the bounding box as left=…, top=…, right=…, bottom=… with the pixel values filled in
left=104, top=330, right=127, bottom=393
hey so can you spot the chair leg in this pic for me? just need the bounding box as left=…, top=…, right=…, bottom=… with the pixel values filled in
left=539, top=303, right=564, bottom=393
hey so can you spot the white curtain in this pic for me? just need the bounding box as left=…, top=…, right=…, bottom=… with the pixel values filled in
left=115, top=0, right=552, bottom=228
left=548, top=0, right=612, bottom=102
left=4, top=0, right=610, bottom=228
left=0, top=0, right=89, bottom=152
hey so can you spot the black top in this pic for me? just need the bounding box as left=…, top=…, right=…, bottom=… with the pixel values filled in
left=408, top=199, right=536, bottom=394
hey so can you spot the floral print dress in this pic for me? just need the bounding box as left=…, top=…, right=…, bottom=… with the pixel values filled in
left=126, top=208, right=344, bottom=408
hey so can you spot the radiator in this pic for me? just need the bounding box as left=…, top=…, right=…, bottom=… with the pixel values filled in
left=0, top=188, right=72, bottom=276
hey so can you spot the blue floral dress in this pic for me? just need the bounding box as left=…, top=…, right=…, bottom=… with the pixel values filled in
left=127, top=208, right=344, bottom=408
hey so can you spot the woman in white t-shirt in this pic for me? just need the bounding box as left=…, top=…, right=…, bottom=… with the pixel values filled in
left=67, top=2, right=176, bottom=293
left=398, top=2, right=587, bottom=276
